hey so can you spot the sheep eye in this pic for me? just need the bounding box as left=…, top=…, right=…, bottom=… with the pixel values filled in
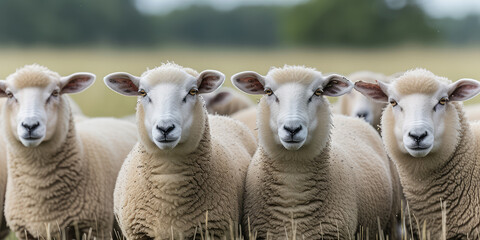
left=6, top=92, right=13, bottom=99
left=314, top=88, right=323, bottom=96
left=138, top=89, right=147, bottom=97
left=51, top=90, right=59, bottom=97
left=390, top=99, right=398, bottom=107
left=439, top=97, right=448, bottom=105
left=264, top=89, right=273, bottom=96
left=189, top=89, right=198, bottom=96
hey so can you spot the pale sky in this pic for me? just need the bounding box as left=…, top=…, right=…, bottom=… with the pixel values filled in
left=417, top=0, right=480, bottom=18
left=135, top=0, right=480, bottom=19
left=134, top=0, right=307, bottom=15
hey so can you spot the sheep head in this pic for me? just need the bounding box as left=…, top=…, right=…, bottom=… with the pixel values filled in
left=0, top=64, right=94, bottom=148
left=355, top=68, right=480, bottom=159
left=339, top=71, right=390, bottom=127
left=104, top=63, right=225, bottom=150
left=232, top=65, right=352, bottom=152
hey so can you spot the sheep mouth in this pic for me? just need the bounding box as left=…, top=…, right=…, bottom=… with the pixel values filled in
left=156, top=139, right=177, bottom=143
left=409, top=146, right=429, bottom=150
left=283, top=139, right=303, bottom=143
left=407, top=144, right=432, bottom=151
left=155, top=136, right=178, bottom=143
left=21, top=135, right=42, bottom=141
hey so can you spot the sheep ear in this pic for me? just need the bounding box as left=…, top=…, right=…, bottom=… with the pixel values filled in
left=354, top=81, right=389, bottom=102
left=231, top=71, right=265, bottom=95
left=321, top=74, right=353, bottom=97
left=448, top=79, right=480, bottom=101
left=197, top=70, right=225, bottom=94
left=103, top=72, right=141, bottom=96
left=0, top=81, right=7, bottom=98
left=60, top=73, right=96, bottom=94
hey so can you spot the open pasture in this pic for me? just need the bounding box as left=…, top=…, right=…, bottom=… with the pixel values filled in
left=0, top=46, right=479, bottom=117
left=1, top=46, right=479, bottom=239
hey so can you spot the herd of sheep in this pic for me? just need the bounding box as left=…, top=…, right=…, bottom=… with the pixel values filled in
left=0, top=63, right=479, bottom=240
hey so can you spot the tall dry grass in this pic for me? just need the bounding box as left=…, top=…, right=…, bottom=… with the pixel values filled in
left=1, top=199, right=451, bottom=240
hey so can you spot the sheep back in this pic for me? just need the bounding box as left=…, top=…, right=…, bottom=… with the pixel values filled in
left=231, top=106, right=257, bottom=139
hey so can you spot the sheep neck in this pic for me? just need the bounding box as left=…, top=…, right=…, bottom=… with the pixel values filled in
left=400, top=104, right=480, bottom=239
left=5, top=102, right=87, bottom=225
left=6, top=107, right=84, bottom=177
left=256, top=143, right=333, bottom=226
left=135, top=117, right=213, bottom=226
left=3, top=96, right=83, bottom=167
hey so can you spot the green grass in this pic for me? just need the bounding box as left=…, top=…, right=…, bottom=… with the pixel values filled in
left=0, top=46, right=480, bottom=117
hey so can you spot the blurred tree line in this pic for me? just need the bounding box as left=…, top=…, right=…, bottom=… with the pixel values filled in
left=0, top=0, right=477, bottom=47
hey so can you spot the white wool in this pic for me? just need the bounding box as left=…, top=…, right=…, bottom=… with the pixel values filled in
left=2, top=66, right=137, bottom=240
left=381, top=73, right=480, bottom=238
left=242, top=66, right=401, bottom=239
left=113, top=67, right=256, bottom=239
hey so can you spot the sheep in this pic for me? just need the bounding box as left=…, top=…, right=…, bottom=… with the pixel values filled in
left=231, top=106, right=257, bottom=138
left=355, top=68, right=480, bottom=239
left=233, top=71, right=397, bottom=139
left=334, top=71, right=395, bottom=131
left=0, top=100, right=8, bottom=239
left=464, top=103, right=480, bottom=121
left=65, top=95, right=89, bottom=122
left=231, top=65, right=402, bottom=239
left=203, top=87, right=254, bottom=115
left=104, top=63, right=257, bottom=239
left=1, top=64, right=137, bottom=240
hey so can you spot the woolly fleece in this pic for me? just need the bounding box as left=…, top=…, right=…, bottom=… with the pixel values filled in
left=243, top=67, right=401, bottom=239
left=381, top=71, right=480, bottom=239
left=114, top=73, right=256, bottom=239
left=335, top=71, right=389, bottom=130
left=0, top=98, right=8, bottom=239
left=2, top=66, right=137, bottom=240
left=204, top=87, right=254, bottom=116
left=231, top=106, right=257, bottom=139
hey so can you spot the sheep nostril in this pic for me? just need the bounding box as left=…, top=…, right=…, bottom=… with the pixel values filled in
left=356, top=112, right=369, bottom=119
left=284, top=125, right=302, bottom=136
left=157, top=124, right=176, bottom=135
left=22, top=122, right=40, bottom=132
left=409, top=131, right=428, bottom=143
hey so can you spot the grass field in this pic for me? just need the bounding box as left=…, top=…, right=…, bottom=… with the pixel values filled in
left=0, top=46, right=479, bottom=117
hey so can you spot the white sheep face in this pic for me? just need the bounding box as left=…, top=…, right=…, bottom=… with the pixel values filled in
left=140, top=81, right=199, bottom=150
left=0, top=69, right=95, bottom=148
left=355, top=75, right=480, bottom=158
left=104, top=67, right=225, bottom=150
left=385, top=91, right=448, bottom=158
left=4, top=85, right=60, bottom=147
left=344, top=91, right=384, bottom=125
left=232, top=69, right=352, bottom=151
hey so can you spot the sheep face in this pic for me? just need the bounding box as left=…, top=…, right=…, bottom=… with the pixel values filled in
left=340, top=71, right=390, bottom=126
left=232, top=66, right=352, bottom=151
left=104, top=66, right=225, bottom=150
left=342, top=90, right=384, bottom=125
left=355, top=69, right=480, bottom=158
left=0, top=65, right=94, bottom=147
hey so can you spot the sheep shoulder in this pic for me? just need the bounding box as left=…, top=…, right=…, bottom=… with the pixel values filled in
left=75, top=118, right=137, bottom=232
left=77, top=118, right=137, bottom=171
left=231, top=106, right=258, bottom=139
left=0, top=130, right=7, bottom=239
left=330, top=115, right=393, bottom=229
left=209, top=115, right=256, bottom=159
